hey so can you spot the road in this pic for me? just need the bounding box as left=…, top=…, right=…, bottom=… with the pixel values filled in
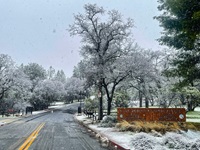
left=0, top=103, right=107, bottom=150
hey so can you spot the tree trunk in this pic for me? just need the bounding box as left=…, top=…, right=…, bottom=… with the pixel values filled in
left=98, top=80, right=103, bottom=120
left=103, top=79, right=116, bottom=117
left=139, top=90, right=142, bottom=107
left=98, top=95, right=103, bottom=120
left=187, top=101, right=193, bottom=111
left=107, top=98, right=112, bottom=115
left=145, top=98, right=149, bottom=108
left=138, top=79, right=143, bottom=108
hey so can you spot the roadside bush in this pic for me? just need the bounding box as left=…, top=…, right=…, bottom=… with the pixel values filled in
left=130, top=131, right=200, bottom=150
left=189, top=139, right=200, bottom=150
left=162, top=132, right=189, bottom=149
left=84, top=97, right=98, bottom=111
left=131, top=132, right=158, bottom=149
left=99, top=115, right=117, bottom=127
left=116, top=121, right=187, bottom=134
left=113, top=90, right=129, bottom=108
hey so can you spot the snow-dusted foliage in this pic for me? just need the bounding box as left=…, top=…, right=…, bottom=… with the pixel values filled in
left=7, top=68, right=32, bottom=106
left=69, top=4, right=136, bottom=116
left=99, top=115, right=117, bottom=127
left=47, top=66, right=55, bottom=80
left=84, top=97, right=98, bottom=111
left=0, top=54, right=34, bottom=112
left=0, top=54, right=15, bottom=100
left=22, top=63, right=46, bottom=81
left=32, top=79, right=65, bottom=109
left=121, top=48, right=188, bottom=108
left=0, top=54, right=69, bottom=111
left=131, top=132, right=158, bottom=149
left=54, top=70, right=66, bottom=83
left=113, top=90, right=129, bottom=108
left=162, top=132, right=189, bottom=149
left=130, top=131, right=200, bottom=150
left=70, top=4, right=197, bottom=111
left=161, top=132, right=200, bottom=149
left=65, top=77, right=86, bottom=103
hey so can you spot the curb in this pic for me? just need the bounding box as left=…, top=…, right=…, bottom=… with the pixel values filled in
left=0, top=118, right=19, bottom=126
left=74, top=114, right=130, bottom=150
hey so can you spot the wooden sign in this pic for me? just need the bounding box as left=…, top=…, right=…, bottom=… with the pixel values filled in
left=117, top=108, right=186, bottom=122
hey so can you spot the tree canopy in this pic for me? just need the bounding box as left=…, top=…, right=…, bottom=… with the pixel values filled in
left=69, top=4, right=134, bottom=118
left=156, top=0, right=200, bottom=87
left=156, top=0, right=200, bottom=50
left=156, top=0, right=200, bottom=111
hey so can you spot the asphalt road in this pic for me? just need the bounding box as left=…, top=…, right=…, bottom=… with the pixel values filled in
left=0, top=103, right=107, bottom=150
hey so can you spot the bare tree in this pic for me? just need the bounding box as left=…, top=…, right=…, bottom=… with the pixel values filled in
left=69, top=4, right=133, bottom=119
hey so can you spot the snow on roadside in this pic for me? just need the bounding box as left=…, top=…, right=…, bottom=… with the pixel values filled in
left=76, top=115, right=200, bottom=150
left=89, top=124, right=133, bottom=149
left=0, top=122, right=5, bottom=126
left=32, top=110, right=48, bottom=115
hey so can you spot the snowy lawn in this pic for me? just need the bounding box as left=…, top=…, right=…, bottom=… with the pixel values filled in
left=76, top=114, right=200, bottom=150
left=186, top=107, right=200, bottom=123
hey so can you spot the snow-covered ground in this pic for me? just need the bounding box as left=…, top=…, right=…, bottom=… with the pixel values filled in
left=76, top=115, right=200, bottom=150
left=31, top=109, right=49, bottom=115
left=186, top=107, right=200, bottom=123
left=194, top=107, right=200, bottom=111
left=186, top=118, right=200, bottom=123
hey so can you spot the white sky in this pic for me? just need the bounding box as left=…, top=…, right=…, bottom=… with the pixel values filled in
left=0, top=0, right=164, bottom=77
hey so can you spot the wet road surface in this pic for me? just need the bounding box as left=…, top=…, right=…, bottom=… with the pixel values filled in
left=0, top=104, right=107, bottom=150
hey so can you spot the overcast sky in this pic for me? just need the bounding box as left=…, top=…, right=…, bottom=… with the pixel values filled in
left=0, top=0, right=164, bottom=77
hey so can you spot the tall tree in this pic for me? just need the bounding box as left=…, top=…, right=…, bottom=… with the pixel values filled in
left=0, top=54, right=15, bottom=114
left=155, top=0, right=200, bottom=110
left=121, top=47, right=164, bottom=108
left=73, top=61, right=86, bottom=80
left=32, top=79, right=65, bottom=110
left=65, top=77, right=85, bottom=103
left=0, top=54, right=32, bottom=113
left=22, top=63, right=47, bottom=110
left=155, top=0, right=200, bottom=86
left=22, top=63, right=46, bottom=91
left=69, top=4, right=133, bottom=119
left=0, top=54, right=15, bottom=101
left=47, top=66, right=55, bottom=79
left=6, top=68, right=32, bottom=111
left=54, top=70, right=66, bottom=83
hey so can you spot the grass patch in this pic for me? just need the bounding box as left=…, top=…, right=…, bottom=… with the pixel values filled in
left=187, top=116, right=200, bottom=119
left=187, top=111, right=200, bottom=115
left=186, top=122, right=200, bottom=131
left=186, top=111, right=200, bottom=118
left=116, top=121, right=188, bottom=134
